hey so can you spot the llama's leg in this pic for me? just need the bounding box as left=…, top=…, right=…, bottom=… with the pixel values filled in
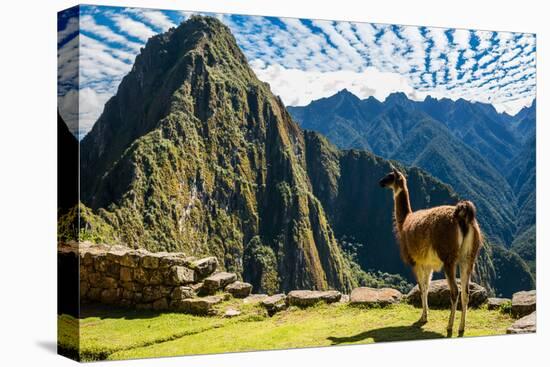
left=444, top=262, right=459, bottom=334
left=458, top=261, right=472, bottom=335
left=415, top=265, right=432, bottom=323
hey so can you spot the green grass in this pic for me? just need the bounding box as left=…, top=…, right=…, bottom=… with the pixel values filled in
left=59, top=300, right=514, bottom=361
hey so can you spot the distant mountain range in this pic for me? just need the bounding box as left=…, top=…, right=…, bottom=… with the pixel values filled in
left=58, top=16, right=534, bottom=297
left=288, top=90, right=536, bottom=253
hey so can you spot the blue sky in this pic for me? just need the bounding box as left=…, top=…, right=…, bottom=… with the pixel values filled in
left=58, top=5, right=536, bottom=138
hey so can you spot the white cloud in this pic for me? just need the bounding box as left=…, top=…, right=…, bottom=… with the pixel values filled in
left=453, top=29, right=471, bottom=49
left=80, top=14, right=143, bottom=52
left=111, top=13, right=156, bottom=42
left=79, top=88, right=112, bottom=135
left=252, top=62, right=425, bottom=106
left=125, top=8, right=177, bottom=31
left=58, top=16, right=79, bottom=44
left=64, top=7, right=536, bottom=137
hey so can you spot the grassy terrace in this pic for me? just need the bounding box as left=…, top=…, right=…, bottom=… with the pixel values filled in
left=59, top=299, right=514, bottom=361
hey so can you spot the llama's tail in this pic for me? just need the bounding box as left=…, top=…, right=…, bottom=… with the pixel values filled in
left=454, top=200, right=476, bottom=230
left=454, top=200, right=483, bottom=259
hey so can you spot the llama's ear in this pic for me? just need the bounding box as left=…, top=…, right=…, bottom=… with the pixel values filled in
left=390, top=163, right=399, bottom=175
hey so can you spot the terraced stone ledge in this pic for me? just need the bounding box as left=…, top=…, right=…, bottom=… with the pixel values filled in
left=59, top=242, right=237, bottom=312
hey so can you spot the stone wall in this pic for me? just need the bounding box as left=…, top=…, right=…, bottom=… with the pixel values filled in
left=59, top=242, right=225, bottom=312
left=61, top=243, right=531, bottom=322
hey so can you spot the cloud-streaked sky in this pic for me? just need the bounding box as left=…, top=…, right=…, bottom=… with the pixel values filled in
left=58, top=5, right=536, bottom=138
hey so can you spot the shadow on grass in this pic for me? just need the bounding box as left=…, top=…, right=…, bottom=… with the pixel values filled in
left=79, top=303, right=162, bottom=320
left=327, top=325, right=445, bottom=344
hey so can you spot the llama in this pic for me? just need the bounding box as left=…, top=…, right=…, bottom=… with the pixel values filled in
left=379, top=165, right=482, bottom=335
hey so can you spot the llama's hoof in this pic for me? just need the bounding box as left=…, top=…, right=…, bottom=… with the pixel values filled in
left=446, top=329, right=453, bottom=338
left=458, top=329, right=465, bottom=337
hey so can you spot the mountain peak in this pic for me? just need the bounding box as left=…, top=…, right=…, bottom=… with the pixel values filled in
left=80, top=15, right=355, bottom=293
left=336, top=88, right=354, bottom=96
left=386, top=91, right=409, bottom=101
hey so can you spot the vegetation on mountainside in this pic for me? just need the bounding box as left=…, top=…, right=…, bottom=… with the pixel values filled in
left=64, top=15, right=535, bottom=298
left=291, top=93, right=520, bottom=248
left=57, top=203, right=118, bottom=244
left=511, top=226, right=536, bottom=275
left=78, top=16, right=354, bottom=293
left=290, top=89, right=537, bottom=293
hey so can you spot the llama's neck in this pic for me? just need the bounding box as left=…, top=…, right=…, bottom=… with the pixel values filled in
left=393, top=187, right=412, bottom=232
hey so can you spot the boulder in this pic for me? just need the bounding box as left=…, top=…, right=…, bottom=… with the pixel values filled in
left=243, top=294, right=268, bottom=304
left=171, top=286, right=194, bottom=301
left=141, top=254, right=160, bottom=269
left=179, top=296, right=222, bottom=315
left=261, top=294, right=287, bottom=315
left=487, top=297, right=510, bottom=310
left=189, top=282, right=204, bottom=294
left=225, top=281, right=253, bottom=298
left=203, top=272, right=237, bottom=292
left=166, top=265, right=195, bottom=285
left=119, top=252, right=140, bottom=268
left=511, top=290, right=536, bottom=318
left=350, top=287, right=402, bottom=307
left=406, top=279, right=487, bottom=308
left=192, top=257, right=218, bottom=279
left=223, top=308, right=241, bottom=318
left=507, top=311, right=536, bottom=334
left=287, top=290, right=341, bottom=307
left=158, top=253, right=188, bottom=268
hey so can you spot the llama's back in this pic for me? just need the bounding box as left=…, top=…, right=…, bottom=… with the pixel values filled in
left=401, top=205, right=462, bottom=269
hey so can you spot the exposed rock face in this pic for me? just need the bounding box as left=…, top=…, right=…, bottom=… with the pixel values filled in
left=203, top=272, right=238, bottom=293
left=511, top=290, right=536, bottom=318
left=78, top=15, right=353, bottom=294
left=406, top=279, right=487, bottom=308
left=487, top=297, right=510, bottom=310
left=350, top=287, right=402, bottom=307
left=243, top=294, right=268, bottom=304
left=224, top=308, right=241, bottom=318
left=287, top=290, right=341, bottom=307
left=179, top=296, right=222, bottom=315
left=225, top=281, right=253, bottom=298
left=171, top=286, right=194, bottom=301
left=191, top=257, right=219, bottom=280
left=507, top=311, right=536, bottom=334
left=261, top=294, right=287, bottom=315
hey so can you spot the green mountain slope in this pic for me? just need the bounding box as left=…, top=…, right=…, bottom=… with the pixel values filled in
left=80, top=16, right=353, bottom=293
left=303, top=131, right=458, bottom=276
left=302, top=131, right=533, bottom=296
left=391, top=117, right=517, bottom=246
left=289, top=91, right=535, bottom=250
left=72, top=16, right=533, bottom=297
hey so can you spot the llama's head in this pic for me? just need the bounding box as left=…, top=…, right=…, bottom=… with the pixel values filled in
left=379, top=165, right=406, bottom=192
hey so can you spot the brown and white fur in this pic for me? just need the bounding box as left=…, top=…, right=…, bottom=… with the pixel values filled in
left=379, top=166, right=482, bottom=335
